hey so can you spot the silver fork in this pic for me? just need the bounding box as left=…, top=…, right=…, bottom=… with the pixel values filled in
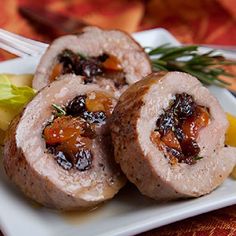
left=0, top=28, right=48, bottom=57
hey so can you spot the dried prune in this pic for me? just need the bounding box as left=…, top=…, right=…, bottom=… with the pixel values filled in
left=174, top=127, right=185, bottom=142
left=173, top=93, right=196, bottom=118
left=181, top=139, right=200, bottom=158
left=156, top=112, right=177, bottom=136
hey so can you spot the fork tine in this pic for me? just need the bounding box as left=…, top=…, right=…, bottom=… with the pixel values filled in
left=0, top=32, right=45, bottom=55
left=0, top=29, right=48, bottom=57
left=0, top=29, right=48, bottom=49
left=0, top=41, right=29, bottom=57
left=0, top=37, right=42, bottom=57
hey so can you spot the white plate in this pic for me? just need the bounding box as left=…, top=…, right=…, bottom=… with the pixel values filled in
left=0, top=28, right=236, bottom=236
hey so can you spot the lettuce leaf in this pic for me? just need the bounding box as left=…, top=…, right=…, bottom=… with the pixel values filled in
left=0, top=75, right=36, bottom=109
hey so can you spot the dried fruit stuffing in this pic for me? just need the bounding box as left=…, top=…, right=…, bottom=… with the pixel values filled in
left=50, top=49, right=126, bottom=88
left=43, top=92, right=114, bottom=171
left=151, top=93, right=210, bottom=165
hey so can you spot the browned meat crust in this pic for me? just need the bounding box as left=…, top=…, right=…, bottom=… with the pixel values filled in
left=111, top=72, right=236, bottom=200
left=4, top=75, right=126, bottom=210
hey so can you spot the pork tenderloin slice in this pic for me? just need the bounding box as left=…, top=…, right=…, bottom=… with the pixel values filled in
left=4, top=74, right=126, bottom=210
left=111, top=72, right=236, bottom=200
left=33, top=26, right=151, bottom=92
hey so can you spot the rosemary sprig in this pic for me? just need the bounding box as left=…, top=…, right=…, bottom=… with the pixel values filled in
left=148, top=44, right=236, bottom=87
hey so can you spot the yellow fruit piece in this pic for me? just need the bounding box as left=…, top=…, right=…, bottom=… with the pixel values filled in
left=50, top=64, right=63, bottom=82
left=4, top=73, right=33, bottom=87
left=225, top=113, right=236, bottom=179
left=225, top=113, right=236, bottom=147
left=86, top=92, right=114, bottom=115
left=0, top=105, right=18, bottom=131
left=102, top=55, right=122, bottom=71
left=231, top=166, right=236, bottom=179
left=0, top=74, right=33, bottom=145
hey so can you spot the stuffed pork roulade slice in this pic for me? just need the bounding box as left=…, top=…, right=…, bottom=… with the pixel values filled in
left=33, top=26, right=151, bottom=96
left=111, top=72, right=236, bottom=200
left=4, top=75, right=126, bottom=210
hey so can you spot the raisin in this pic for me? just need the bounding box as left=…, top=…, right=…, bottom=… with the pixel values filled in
left=66, top=95, right=86, bottom=116
left=76, top=59, right=103, bottom=77
left=82, top=111, right=106, bottom=124
left=97, top=53, right=109, bottom=62
left=75, top=149, right=92, bottom=171
left=48, top=144, right=94, bottom=171
left=47, top=145, right=56, bottom=154
left=58, top=49, right=79, bottom=74
left=54, top=150, right=73, bottom=170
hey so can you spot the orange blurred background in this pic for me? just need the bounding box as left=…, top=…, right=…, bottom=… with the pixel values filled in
left=1, top=0, right=236, bottom=45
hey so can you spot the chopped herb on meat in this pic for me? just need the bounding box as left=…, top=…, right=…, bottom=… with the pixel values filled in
left=52, top=104, right=67, bottom=117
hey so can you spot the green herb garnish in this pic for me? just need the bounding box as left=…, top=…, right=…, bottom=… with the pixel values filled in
left=77, top=52, right=87, bottom=59
left=0, top=75, right=35, bottom=110
left=52, top=104, right=66, bottom=117
left=194, top=156, right=204, bottom=161
left=148, top=44, right=236, bottom=87
left=59, top=49, right=87, bottom=60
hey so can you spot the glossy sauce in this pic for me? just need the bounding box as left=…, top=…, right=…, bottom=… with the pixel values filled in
left=60, top=205, right=103, bottom=225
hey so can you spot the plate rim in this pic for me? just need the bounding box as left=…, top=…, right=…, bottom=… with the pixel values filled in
left=0, top=28, right=236, bottom=236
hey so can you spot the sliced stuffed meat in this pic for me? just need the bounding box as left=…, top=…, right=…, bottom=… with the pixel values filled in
left=4, top=75, right=126, bottom=210
left=33, top=26, right=151, bottom=97
left=111, top=72, right=236, bottom=200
